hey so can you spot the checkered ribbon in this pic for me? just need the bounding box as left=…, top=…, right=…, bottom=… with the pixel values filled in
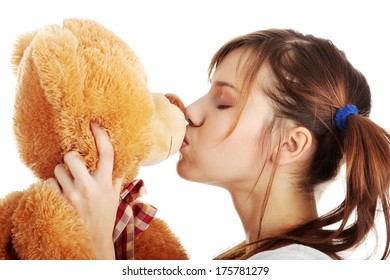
left=113, top=179, right=157, bottom=260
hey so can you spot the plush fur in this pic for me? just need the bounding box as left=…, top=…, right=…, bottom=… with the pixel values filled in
left=0, top=18, right=188, bottom=260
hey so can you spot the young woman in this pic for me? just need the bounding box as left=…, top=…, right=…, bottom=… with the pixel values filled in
left=48, top=29, right=390, bottom=260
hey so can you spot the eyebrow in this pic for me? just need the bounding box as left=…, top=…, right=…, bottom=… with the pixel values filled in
left=213, top=80, right=238, bottom=91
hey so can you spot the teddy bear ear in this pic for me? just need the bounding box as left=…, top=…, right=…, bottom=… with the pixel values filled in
left=29, top=25, right=84, bottom=109
left=12, top=24, right=83, bottom=108
left=11, top=30, right=39, bottom=75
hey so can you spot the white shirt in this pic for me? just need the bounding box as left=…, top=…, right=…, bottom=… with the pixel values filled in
left=248, top=244, right=332, bottom=260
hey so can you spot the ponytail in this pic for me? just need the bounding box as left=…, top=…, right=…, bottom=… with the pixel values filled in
left=342, top=114, right=390, bottom=259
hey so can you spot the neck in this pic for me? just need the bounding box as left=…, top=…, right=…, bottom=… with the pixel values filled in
left=228, top=176, right=318, bottom=247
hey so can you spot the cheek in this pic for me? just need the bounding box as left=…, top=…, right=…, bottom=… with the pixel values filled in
left=222, top=115, right=273, bottom=177
left=223, top=130, right=263, bottom=170
left=207, top=139, right=264, bottom=186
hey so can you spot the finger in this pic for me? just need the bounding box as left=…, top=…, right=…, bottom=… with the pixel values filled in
left=54, top=163, right=74, bottom=196
left=45, top=178, right=62, bottom=193
left=63, top=151, right=90, bottom=184
left=91, top=121, right=114, bottom=181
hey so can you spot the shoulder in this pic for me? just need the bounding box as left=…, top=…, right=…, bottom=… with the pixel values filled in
left=248, top=244, right=332, bottom=260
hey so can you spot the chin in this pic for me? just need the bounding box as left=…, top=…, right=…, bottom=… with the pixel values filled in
left=176, top=159, right=189, bottom=180
left=176, top=161, right=198, bottom=183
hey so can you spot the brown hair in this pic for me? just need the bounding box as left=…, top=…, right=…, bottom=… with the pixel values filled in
left=209, top=29, right=390, bottom=259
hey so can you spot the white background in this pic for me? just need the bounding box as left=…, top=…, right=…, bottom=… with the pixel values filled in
left=0, top=0, right=389, bottom=260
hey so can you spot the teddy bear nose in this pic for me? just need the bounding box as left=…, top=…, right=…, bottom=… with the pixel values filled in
left=164, top=93, right=186, bottom=114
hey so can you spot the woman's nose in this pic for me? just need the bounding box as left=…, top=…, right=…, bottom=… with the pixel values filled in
left=185, top=98, right=205, bottom=127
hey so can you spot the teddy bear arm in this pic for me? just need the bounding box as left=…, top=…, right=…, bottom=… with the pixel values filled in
left=0, top=191, right=24, bottom=259
left=11, top=182, right=97, bottom=259
left=134, top=218, right=189, bottom=260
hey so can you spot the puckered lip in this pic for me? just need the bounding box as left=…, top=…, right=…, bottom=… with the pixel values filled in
left=181, top=135, right=189, bottom=149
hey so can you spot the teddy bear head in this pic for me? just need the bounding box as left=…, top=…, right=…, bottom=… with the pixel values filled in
left=11, top=18, right=186, bottom=185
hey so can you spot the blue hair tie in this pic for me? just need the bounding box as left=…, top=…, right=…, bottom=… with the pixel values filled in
left=335, top=104, right=358, bottom=130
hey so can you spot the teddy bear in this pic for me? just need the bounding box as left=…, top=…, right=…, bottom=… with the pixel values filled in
left=0, top=18, right=189, bottom=260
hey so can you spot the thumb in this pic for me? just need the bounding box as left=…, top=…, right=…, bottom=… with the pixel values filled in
left=113, top=176, right=124, bottom=197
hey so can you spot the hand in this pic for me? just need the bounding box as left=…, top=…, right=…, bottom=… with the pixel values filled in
left=47, top=121, right=123, bottom=259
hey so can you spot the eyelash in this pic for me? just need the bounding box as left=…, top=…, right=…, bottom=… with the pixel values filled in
left=216, top=105, right=231, bottom=110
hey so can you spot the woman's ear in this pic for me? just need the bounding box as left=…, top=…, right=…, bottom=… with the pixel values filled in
left=271, top=126, right=313, bottom=166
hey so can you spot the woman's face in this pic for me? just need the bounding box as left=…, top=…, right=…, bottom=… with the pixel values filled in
left=177, top=49, right=275, bottom=191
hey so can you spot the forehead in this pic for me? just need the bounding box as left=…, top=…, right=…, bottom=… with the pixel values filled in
left=211, top=48, right=272, bottom=92
left=211, top=49, right=248, bottom=85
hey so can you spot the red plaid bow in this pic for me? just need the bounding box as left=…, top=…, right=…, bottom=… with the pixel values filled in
left=113, top=179, right=157, bottom=260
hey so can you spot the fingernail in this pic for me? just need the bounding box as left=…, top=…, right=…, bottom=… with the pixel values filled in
left=91, top=121, right=103, bottom=129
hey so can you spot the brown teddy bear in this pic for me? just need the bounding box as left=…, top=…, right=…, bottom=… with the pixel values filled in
left=0, top=18, right=189, bottom=260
